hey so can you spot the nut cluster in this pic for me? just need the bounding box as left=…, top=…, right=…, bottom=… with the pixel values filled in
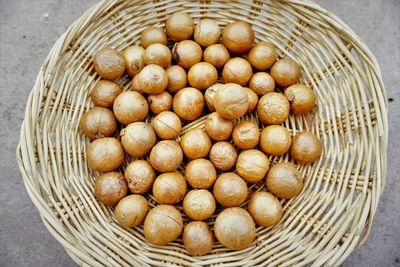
left=83, top=12, right=322, bottom=256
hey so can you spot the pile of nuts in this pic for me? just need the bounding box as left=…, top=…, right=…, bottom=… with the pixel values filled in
left=82, top=12, right=322, bottom=255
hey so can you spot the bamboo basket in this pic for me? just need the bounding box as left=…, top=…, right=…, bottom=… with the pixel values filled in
left=16, top=0, right=388, bottom=266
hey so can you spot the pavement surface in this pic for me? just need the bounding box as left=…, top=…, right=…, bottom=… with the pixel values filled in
left=0, top=0, right=399, bottom=266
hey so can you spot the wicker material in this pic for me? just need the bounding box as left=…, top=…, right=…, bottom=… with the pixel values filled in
left=16, top=0, right=387, bottom=266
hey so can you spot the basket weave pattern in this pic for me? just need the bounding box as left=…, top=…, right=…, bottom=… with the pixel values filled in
left=17, top=0, right=387, bottom=266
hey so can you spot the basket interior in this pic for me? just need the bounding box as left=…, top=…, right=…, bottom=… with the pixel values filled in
left=18, top=0, right=387, bottom=266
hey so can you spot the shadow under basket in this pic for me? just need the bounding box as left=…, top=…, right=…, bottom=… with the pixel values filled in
left=16, top=0, right=388, bottom=266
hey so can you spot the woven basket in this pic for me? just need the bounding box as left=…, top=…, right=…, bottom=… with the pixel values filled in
left=16, top=0, right=388, bottom=266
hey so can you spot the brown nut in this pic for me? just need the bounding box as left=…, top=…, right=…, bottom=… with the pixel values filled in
left=290, top=132, right=322, bottom=164
left=222, top=21, right=254, bottom=54
left=144, top=205, right=183, bottom=245
left=284, top=84, right=316, bottom=115
left=149, top=140, right=183, bottom=172
left=249, top=72, right=275, bottom=96
left=137, top=64, right=168, bottom=94
left=248, top=41, right=276, bottom=71
left=203, top=44, right=230, bottom=69
left=213, top=172, right=247, bottom=207
left=232, top=121, right=260, bottom=149
left=121, top=46, right=145, bottom=77
left=144, top=43, right=172, bottom=68
left=115, top=195, right=149, bottom=228
left=188, top=62, right=218, bottom=90
left=260, top=125, right=291, bottom=156
left=153, top=172, right=187, bottom=204
left=222, top=57, right=253, bottom=86
left=147, top=91, right=172, bottom=115
left=141, top=26, right=168, bottom=48
left=93, top=48, right=125, bottom=81
left=183, top=189, right=216, bottom=220
left=194, top=19, right=220, bottom=47
left=87, top=138, right=124, bottom=172
left=95, top=172, right=127, bottom=206
left=113, top=91, right=149, bottom=125
left=151, top=111, right=182, bottom=140
left=248, top=192, right=282, bottom=227
left=205, top=112, right=233, bottom=141
left=80, top=107, right=117, bottom=139
left=166, top=12, right=194, bottom=41
left=131, top=74, right=144, bottom=94
left=257, top=92, right=290, bottom=125
left=209, top=141, right=238, bottom=171
left=245, top=87, right=258, bottom=113
left=172, top=87, right=204, bottom=121
left=180, top=129, right=211, bottom=160
left=214, top=207, right=255, bottom=250
left=166, top=65, right=187, bottom=93
left=271, top=58, right=301, bottom=87
left=204, top=83, right=223, bottom=112
left=266, top=162, right=303, bottom=199
left=214, top=83, right=248, bottom=120
left=172, top=40, right=202, bottom=69
left=185, top=159, right=217, bottom=189
left=236, top=149, right=270, bottom=184
left=90, top=80, right=122, bottom=108
left=124, top=160, right=156, bottom=194
left=183, top=221, right=214, bottom=256
left=120, top=122, right=157, bottom=157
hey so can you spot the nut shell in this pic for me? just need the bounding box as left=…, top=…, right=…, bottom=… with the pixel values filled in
left=214, top=207, right=255, bottom=250
left=93, top=48, right=125, bottom=81
left=153, top=172, right=187, bottom=204
left=203, top=44, right=230, bottom=69
left=183, top=189, right=216, bottom=220
left=124, top=160, right=156, bottom=194
left=144, top=43, right=172, bottom=68
left=248, top=192, right=282, bottom=227
left=271, top=58, right=301, bottom=87
left=185, top=159, right=217, bottom=189
left=172, top=40, right=202, bottom=69
left=232, top=121, right=260, bottom=150
left=209, top=142, right=238, bottom=171
left=87, top=138, right=124, bottom=172
left=140, top=26, right=168, bottom=48
left=290, top=132, right=322, bottom=164
left=147, top=91, right=172, bottom=115
left=257, top=92, right=290, bottom=125
left=266, top=162, right=303, bottom=199
left=149, top=140, right=183, bottom=172
left=90, top=80, right=122, bottom=108
left=183, top=221, right=214, bottom=256
left=166, top=12, right=194, bottom=41
left=249, top=72, right=275, bottom=96
left=115, top=195, right=149, bottom=228
left=113, top=91, right=149, bottom=125
left=95, top=172, right=127, bottom=206
left=222, top=21, right=254, bottom=54
left=166, top=65, right=187, bottom=93
left=236, top=149, right=270, bottom=184
left=205, top=112, right=233, bottom=141
left=172, top=87, right=204, bottom=121
left=245, top=87, right=258, bottom=113
left=188, top=62, right=218, bottom=90
left=151, top=111, right=182, bottom=140
left=120, top=122, right=157, bottom=157
left=80, top=107, right=117, bottom=139
left=260, top=125, right=291, bottom=156
left=284, top=84, right=316, bottom=115
left=214, top=83, right=248, bottom=120
left=137, top=64, right=168, bottom=94
left=121, top=46, right=145, bottom=77
left=180, top=129, right=211, bottom=160
left=204, top=83, right=223, bottom=112
left=143, top=205, right=183, bottom=245
left=213, top=172, right=247, bottom=207
left=248, top=41, right=276, bottom=71
left=194, top=19, right=220, bottom=47
left=222, top=57, right=253, bottom=86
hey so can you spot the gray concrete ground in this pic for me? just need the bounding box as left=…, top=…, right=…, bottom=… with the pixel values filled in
left=0, top=0, right=399, bottom=266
